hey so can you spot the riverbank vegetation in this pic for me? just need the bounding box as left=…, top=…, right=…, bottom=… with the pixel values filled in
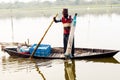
left=0, top=0, right=120, bottom=18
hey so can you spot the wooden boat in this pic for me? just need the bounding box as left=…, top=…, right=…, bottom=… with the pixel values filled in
left=3, top=47, right=119, bottom=59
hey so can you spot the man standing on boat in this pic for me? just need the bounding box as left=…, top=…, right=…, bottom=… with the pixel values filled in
left=53, top=8, right=74, bottom=57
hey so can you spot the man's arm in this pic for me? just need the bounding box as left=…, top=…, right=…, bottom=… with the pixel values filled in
left=53, top=17, right=62, bottom=23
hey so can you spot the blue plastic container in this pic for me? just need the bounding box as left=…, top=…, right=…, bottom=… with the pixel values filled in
left=29, top=44, right=51, bottom=57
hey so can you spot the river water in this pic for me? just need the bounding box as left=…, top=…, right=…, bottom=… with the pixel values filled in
left=0, top=14, right=120, bottom=80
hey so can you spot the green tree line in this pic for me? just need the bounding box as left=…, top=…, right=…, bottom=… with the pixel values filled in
left=0, top=0, right=120, bottom=9
left=0, top=0, right=120, bottom=18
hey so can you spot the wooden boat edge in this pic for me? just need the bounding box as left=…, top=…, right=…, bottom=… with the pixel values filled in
left=3, top=47, right=119, bottom=59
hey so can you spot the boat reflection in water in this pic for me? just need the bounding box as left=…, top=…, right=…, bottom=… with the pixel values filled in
left=64, top=60, right=76, bottom=80
left=84, top=57, right=120, bottom=63
left=63, top=57, right=119, bottom=80
left=1, top=52, right=119, bottom=80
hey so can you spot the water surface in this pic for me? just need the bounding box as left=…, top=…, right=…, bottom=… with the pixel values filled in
left=0, top=51, right=120, bottom=80
left=0, top=13, right=120, bottom=80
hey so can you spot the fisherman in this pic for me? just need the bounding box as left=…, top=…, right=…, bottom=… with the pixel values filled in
left=53, top=8, right=74, bottom=57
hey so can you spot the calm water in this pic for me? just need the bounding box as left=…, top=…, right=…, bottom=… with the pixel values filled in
left=0, top=14, right=120, bottom=80
left=0, top=50, right=120, bottom=80
left=0, top=14, right=120, bottom=49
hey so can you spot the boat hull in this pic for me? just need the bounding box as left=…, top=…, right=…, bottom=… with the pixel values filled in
left=4, top=47, right=119, bottom=59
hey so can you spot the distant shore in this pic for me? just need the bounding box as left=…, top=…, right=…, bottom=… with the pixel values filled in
left=0, top=42, right=29, bottom=46
left=0, top=5, right=120, bottom=18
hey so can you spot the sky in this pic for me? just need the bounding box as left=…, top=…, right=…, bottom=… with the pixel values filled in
left=0, top=0, right=56, bottom=3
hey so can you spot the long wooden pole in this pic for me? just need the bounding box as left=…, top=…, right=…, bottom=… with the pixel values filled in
left=30, top=14, right=58, bottom=58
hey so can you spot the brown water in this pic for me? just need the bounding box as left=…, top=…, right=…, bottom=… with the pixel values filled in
left=0, top=49, right=120, bottom=80
left=0, top=14, right=120, bottom=80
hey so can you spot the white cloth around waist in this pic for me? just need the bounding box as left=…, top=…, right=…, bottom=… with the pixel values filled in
left=63, top=23, right=71, bottom=27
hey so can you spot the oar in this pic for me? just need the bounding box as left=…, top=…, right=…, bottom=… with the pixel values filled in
left=30, top=14, right=58, bottom=58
